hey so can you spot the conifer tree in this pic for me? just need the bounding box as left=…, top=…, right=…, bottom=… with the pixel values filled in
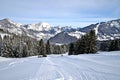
left=61, top=44, right=68, bottom=53
left=46, top=40, right=51, bottom=54
left=74, top=30, right=97, bottom=54
left=26, top=39, right=34, bottom=56
left=114, top=39, right=120, bottom=50
left=69, top=43, right=74, bottom=55
left=38, top=39, right=47, bottom=57
left=109, top=39, right=120, bottom=51
left=16, top=44, right=22, bottom=58
left=75, top=34, right=89, bottom=54
left=52, top=45, right=62, bottom=54
left=100, top=42, right=109, bottom=51
left=0, top=35, right=2, bottom=55
left=0, top=35, right=2, bottom=42
left=88, top=30, right=97, bottom=53
left=23, top=45, right=28, bottom=57
left=58, top=46, right=62, bottom=54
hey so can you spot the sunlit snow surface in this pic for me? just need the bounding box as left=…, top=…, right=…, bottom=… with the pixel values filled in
left=0, top=51, right=120, bottom=80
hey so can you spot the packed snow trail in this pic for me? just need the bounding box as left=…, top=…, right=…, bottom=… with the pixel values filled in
left=0, top=51, right=120, bottom=80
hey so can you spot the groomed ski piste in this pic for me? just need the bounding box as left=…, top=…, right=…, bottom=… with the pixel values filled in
left=0, top=51, right=120, bottom=80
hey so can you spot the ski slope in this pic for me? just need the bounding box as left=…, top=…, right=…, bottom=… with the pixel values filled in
left=0, top=51, right=120, bottom=80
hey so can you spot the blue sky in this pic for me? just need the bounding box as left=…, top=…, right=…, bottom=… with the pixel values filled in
left=0, top=0, right=120, bottom=27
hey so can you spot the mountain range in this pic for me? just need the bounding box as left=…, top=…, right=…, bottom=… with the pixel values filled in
left=0, top=18, right=120, bottom=44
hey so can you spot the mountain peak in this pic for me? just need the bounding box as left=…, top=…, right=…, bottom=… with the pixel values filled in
left=0, top=18, right=22, bottom=28
left=38, top=22, right=50, bottom=25
left=0, top=18, right=12, bottom=23
left=2, top=18, right=10, bottom=21
left=26, top=22, right=52, bottom=31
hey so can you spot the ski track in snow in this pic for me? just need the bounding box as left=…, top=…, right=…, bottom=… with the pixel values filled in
left=0, top=51, right=120, bottom=80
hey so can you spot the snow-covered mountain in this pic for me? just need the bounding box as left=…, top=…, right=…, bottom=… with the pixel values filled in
left=0, top=18, right=25, bottom=35
left=49, top=19, right=120, bottom=44
left=24, top=22, right=51, bottom=31
left=0, top=18, right=73, bottom=41
left=78, top=19, right=120, bottom=41
left=0, top=18, right=120, bottom=44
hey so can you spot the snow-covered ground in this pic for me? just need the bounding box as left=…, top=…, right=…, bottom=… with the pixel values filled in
left=0, top=51, right=120, bottom=80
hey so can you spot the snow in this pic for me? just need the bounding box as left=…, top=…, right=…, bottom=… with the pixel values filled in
left=27, top=22, right=51, bottom=31
left=0, top=33, right=9, bottom=39
left=8, top=19, right=22, bottom=28
left=0, top=51, right=120, bottom=80
left=0, top=57, right=11, bottom=62
left=55, top=43, right=63, bottom=45
left=111, top=21, right=120, bottom=28
left=0, top=18, right=22, bottom=28
left=8, top=27, right=23, bottom=35
left=35, top=33, right=53, bottom=40
left=68, top=31, right=85, bottom=39
left=94, top=24, right=99, bottom=35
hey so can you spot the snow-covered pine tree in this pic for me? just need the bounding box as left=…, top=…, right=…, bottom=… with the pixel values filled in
left=23, top=44, right=28, bottom=57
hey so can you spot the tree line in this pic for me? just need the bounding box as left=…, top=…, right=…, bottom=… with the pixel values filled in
left=69, top=30, right=97, bottom=55
left=0, top=30, right=119, bottom=58
left=0, top=34, right=68, bottom=58
left=99, top=39, right=120, bottom=51
left=69, top=30, right=120, bottom=55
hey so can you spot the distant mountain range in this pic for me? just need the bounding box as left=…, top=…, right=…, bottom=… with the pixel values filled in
left=79, top=19, right=120, bottom=41
left=0, top=18, right=120, bottom=44
left=0, top=18, right=73, bottom=41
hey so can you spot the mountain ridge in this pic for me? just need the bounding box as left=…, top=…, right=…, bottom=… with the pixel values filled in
left=0, top=18, right=120, bottom=44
